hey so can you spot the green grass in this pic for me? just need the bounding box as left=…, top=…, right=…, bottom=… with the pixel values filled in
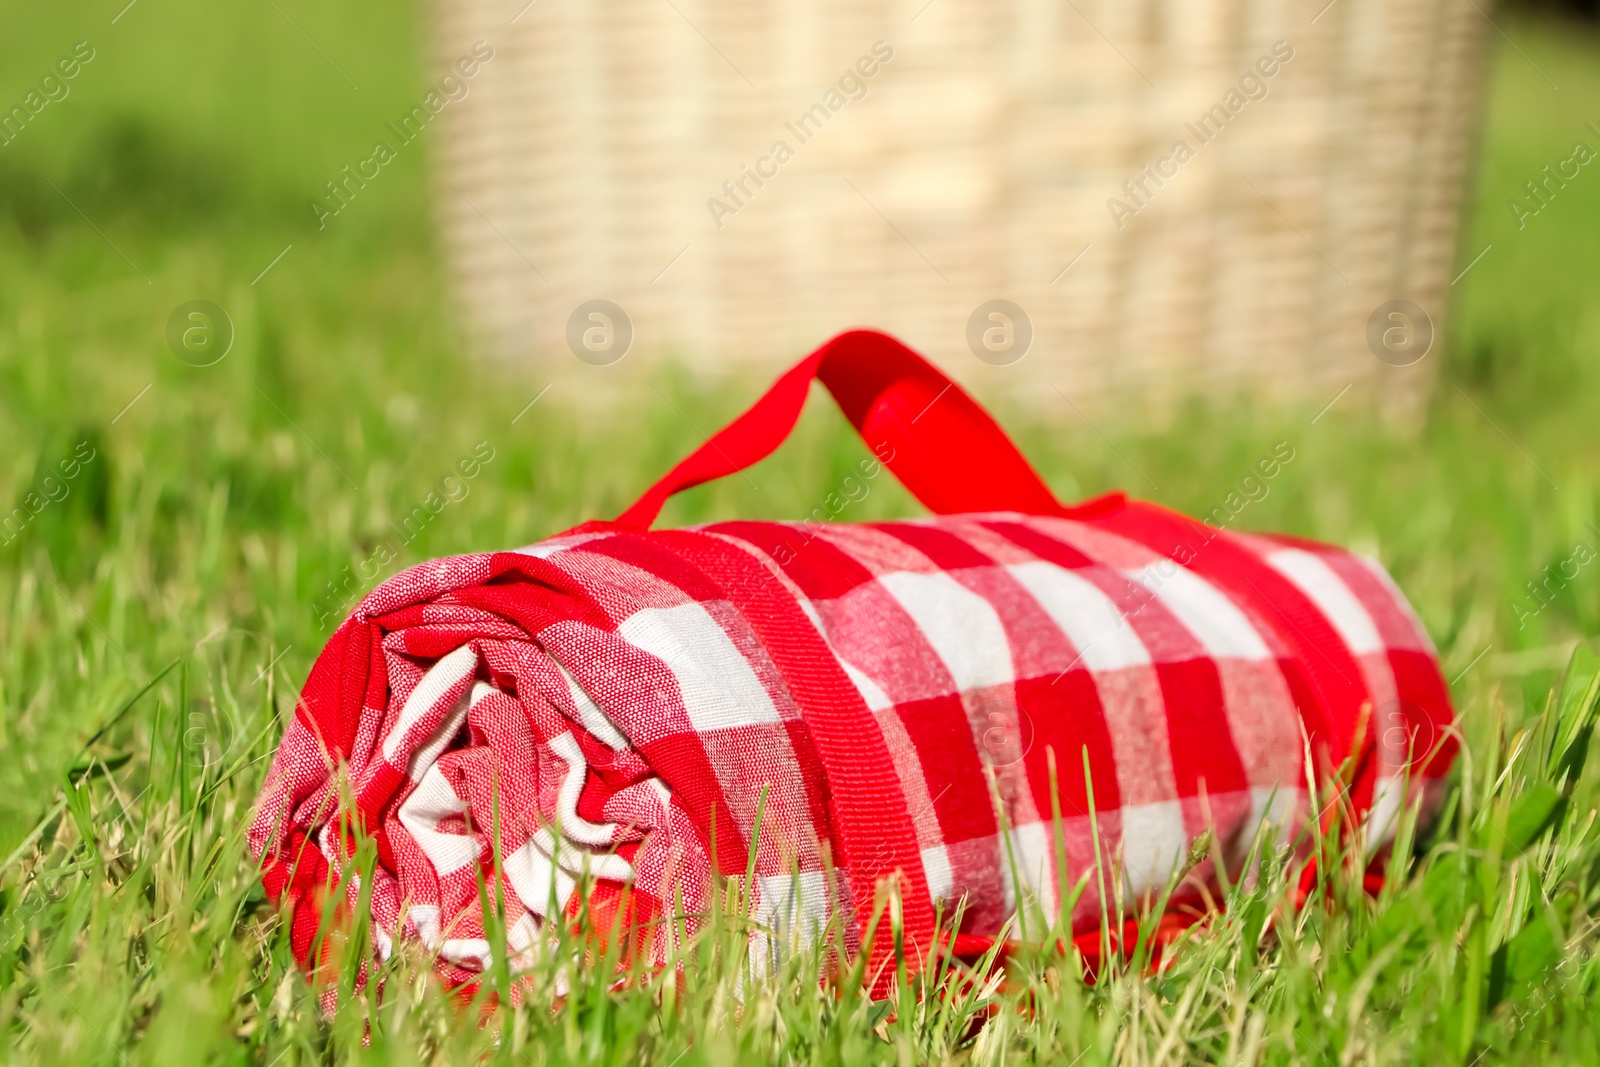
left=3, top=3, right=1600, bottom=1063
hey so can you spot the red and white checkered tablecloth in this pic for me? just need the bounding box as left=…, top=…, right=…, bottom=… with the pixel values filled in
left=250, top=331, right=1455, bottom=998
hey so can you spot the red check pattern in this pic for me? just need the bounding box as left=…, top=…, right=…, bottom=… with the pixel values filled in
left=249, top=508, right=1453, bottom=996
left=248, top=330, right=1455, bottom=999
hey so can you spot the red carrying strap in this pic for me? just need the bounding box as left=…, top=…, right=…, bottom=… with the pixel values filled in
left=611, top=329, right=1121, bottom=991
left=614, top=329, right=1123, bottom=528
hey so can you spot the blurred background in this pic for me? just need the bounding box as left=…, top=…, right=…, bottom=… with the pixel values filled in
left=1, top=0, right=1598, bottom=843
left=437, top=0, right=1484, bottom=419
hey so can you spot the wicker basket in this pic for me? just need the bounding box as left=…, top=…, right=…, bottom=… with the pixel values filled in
left=430, top=0, right=1490, bottom=415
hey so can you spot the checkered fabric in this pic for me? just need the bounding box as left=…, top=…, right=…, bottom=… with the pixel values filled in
left=248, top=331, right=1455, bottom=998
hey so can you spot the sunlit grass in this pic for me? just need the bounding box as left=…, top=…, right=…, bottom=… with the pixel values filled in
left=2, top=4, right=1600, bottom=1063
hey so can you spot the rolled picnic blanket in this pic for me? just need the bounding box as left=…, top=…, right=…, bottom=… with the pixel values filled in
left=249, top=330, right=1456, bottom=996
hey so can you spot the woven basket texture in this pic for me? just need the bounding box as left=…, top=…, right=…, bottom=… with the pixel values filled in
left=430, top=0, right=1490, bottom=415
